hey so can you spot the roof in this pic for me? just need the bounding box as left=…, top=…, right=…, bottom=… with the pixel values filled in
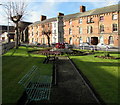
left=29, top=4, right=120, bottom=26
left=32, top=17, right=56, bottom=26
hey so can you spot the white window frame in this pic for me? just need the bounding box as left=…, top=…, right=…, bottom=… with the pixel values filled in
left=79, top=19, right=82, bottom=24
left=112, top=14, right=117, bottom=20
left=69, top=19, right=72, bottom=25
left=79, top=27, right=82, bottom=34
left=69, top=28, right=72, bottom=35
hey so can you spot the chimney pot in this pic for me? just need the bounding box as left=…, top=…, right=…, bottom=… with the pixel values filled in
left=40, top=15, right=47, bottom=21
left=58, top=12, right=64, bottom=16
left=80, top=5, right=86, bottom=12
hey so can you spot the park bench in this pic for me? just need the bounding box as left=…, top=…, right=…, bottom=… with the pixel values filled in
left=42, top=51, right=60, bottom=63
left=18, top=65, right=52, bottom=103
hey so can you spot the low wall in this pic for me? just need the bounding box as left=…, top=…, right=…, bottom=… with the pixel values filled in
left=1, top=42, right=15, bottom=54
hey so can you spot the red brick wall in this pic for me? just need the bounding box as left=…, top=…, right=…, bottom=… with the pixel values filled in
left=28, top=11, right=119, bottom=47
left=63, top=11, right=119, bottom=47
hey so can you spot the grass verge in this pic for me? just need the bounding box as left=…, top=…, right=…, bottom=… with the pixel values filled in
left=2, top=46, right=52, bottom=104
left=70, top=51, right=119, bottom=105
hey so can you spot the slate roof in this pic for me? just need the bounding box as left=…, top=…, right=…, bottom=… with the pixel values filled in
left=29, top=4, right=120, bottom=26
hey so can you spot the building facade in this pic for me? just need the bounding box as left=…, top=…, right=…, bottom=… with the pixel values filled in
left=28, top=4, right=120, bottom=47
left=0, top=25, right=15, bottom=43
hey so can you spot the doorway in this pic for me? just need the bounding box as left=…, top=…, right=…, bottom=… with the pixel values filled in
left=91, top=37, right=98, bottom=45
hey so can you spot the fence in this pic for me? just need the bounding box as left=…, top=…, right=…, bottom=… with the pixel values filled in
left=1, top=42, right=15, bottom=54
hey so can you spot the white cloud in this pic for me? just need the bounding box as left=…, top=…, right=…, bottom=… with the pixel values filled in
left=0, top=0, right=119, bottom=25
left=25, top=1, right=60, bottom=22
left=106, top=0, right=119, bottom=6
left=91, top=0, right=119, bottom=9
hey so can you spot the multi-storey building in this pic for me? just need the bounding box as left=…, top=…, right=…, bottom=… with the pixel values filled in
left=28, top=4, right=120, bottom=47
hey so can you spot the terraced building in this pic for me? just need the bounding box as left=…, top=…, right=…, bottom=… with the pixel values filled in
left=28, top=4, right=120, bottom=47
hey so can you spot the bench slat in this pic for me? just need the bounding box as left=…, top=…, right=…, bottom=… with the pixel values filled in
left=18, top=65, right=52, bottom=102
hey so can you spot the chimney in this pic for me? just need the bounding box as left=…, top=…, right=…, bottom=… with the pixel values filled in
left=58, top=12, right=64, bottom=16
left=80, top=5, right=86, bottom=12
left=40, top=15, right=47, bottom=21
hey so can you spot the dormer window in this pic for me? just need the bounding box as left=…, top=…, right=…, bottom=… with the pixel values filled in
left=87, top=17, right=94, bottom=23
left=100, top=16, right=104, bottom=21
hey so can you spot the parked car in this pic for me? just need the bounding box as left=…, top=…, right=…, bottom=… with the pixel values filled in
left=79, top=42, right=93, bottom=49
left=97, top=43, right=113, bottom=49
left=65, top=43, right=73, bottom=49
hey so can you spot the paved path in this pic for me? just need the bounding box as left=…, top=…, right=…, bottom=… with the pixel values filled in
left=50, top=56, right=100, bottom=104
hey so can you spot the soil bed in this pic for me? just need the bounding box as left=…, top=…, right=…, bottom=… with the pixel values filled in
left=94, top=56, right=120, bottom=59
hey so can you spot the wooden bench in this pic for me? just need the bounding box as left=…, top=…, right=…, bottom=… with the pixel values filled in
left=18, top=65, right=52, bottom=103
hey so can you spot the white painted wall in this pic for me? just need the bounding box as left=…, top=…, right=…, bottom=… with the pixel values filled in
left=0, top=32, right=8, bottom=43
left=51, top=16, right=64, bottom=44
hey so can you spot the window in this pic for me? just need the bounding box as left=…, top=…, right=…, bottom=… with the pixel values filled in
left=79, top=27, right=82, bottom=34
left=87, top=26, right=93, bottom=33
left=37, top=38, right=38, bottom=42
left=54, top=30, right=56, bottom=35
left=79, top=19, right=82, bottom=24
left=113, top=24, right=117, bottom=31
left=100, top=16, right=104, bottom=21
left=79, top=37, right=83, bottom=44
left=42, top=25, right=44, bottom=28
left=36, top=26, right=38, bottom=29
left=69, top=37, right=72, bottom=44
left=32, top=38, right=34, bottom=42
left=99, top=36, right=104, bottom=43
left=42, top=38, right=45, bottom=44
left=64, top=38, right=66, bottom=42
left=54, top=23, right=56, bottom=28
left=69, top=28, right=72, bottom=34
left=87, top=18, right=91, bottom=23
left=86, top=37, right=91, bottom=44
left=109, top=36, right=114, bottom=44
left=100, top=25, right=104, bottom=33
left=36, top=31, right=38, bottom=35
left=54, top=37, right=56, bottom=43
left=48, top=24, right=50, bottom=27
left=32, top=32, right=33, bottom=36
left=112, top=14, right=117, bottom=20
left=87, top=17, right=94, bottom=23
left=69, top=19, right=72, bottom=25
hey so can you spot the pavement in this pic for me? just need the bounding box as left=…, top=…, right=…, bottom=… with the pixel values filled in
left=50, top=56, right=100, bottom=104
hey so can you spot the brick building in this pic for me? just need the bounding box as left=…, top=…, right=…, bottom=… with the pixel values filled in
left=28, top=4, right=120, bottom=47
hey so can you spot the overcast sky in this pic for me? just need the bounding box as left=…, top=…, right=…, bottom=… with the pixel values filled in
left=0, top=0, right=119, bottom=26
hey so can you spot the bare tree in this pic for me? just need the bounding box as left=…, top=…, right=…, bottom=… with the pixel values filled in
left=2, top=1, right=28, bottom=49
left=42, top=24, right=51, bottom=47
left=42, top=30, right=51, bottom=47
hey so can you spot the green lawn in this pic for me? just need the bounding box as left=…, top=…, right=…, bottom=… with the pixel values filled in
left=70, top=51, right=119, bottom=105
left=2, top=46, right=52, bottom=104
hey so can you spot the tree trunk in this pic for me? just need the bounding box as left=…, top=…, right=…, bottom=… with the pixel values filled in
left=47, top=35, right=50, bottom=47
left=15, top=22, right=19, bottom=49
